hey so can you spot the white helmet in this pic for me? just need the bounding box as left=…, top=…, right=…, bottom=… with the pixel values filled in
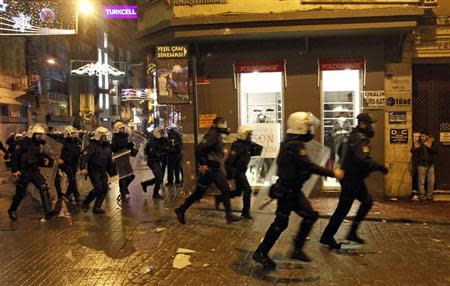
left=287, top=112, right=320, bottom=135
left=15, top=132, right=24, bottom=140
left=152, top=127, right=166, bottom=139
left=113, top=121, right=127, bottom=134
left=27, top=124, right=46, bottom=138
left=93, top=126, right=111, bottom=142
left=64, top=126, right=78, bottom=138
left=237, top=125, right=254, bottom=140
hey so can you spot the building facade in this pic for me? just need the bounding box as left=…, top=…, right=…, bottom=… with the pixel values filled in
left=137, top=0, right=450, bottom=198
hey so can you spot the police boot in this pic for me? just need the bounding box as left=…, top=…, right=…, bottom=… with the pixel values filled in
left=8, top=209, right=18, bottom=221
left=174, top=207, right=186, bottom=224
left=92, top=193, right=107, bottom=214
left=40, top=190, right=57, bottom=219
left=226, top=211, right=243, bottom=223
left=347, top=223, right=365, bottom=244
left=214, top=195, right=222, bottom=210
left=319, top=235, right=342, bottom=249
left=82, top=191, right=96, bottom=212
left=153, top=188, right=164, bottom=199
left=253, top=245, right=276, bottom=270
left=241, top=194, right=252, bottom=219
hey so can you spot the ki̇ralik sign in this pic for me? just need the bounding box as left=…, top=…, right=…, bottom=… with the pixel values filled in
left=104, top=6, right=138, bottom=19
left=362, top=90, right=385, bottom=110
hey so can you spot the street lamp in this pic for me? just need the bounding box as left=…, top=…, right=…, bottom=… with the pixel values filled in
left=78, top=0, right=94, bottom=15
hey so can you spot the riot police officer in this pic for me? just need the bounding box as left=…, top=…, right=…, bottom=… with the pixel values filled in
left=59, top=126, right=82, bottom=202
left=253, top=112, right=343, bottom=269
left=217, top=125, right=262, bottom=219
left=320, top=113, right=389, bottom=248
left=166, top=125, right=183, bottom=187
left=111, top=121, right=137, bottom=199
left=80, top=127, right=116, bottom=214
left=174, top=117, right=243, bottom=224
left=8, top=124, right=56, bottom=221
left=141, top=127, right=168, bottom=199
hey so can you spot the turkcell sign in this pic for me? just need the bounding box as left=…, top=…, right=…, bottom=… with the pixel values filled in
left=104, top=6, right=138, bottom=19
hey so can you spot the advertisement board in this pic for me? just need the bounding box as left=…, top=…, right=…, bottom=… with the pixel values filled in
left=250, top=123, right=281, bottom=158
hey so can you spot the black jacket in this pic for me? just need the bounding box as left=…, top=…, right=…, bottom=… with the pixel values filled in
left=80, top=141, right=116, bottom=176
left=277, top=135, right=335, bottom=190
left=410, top=141, right=437, bottom=167
left=60, top=138, right=81, bottom=170
left=197, top=127, right=224, bottom=169
left=225, top=139, right=262, bottom=179
left=145, top=135, right=169, bottom=162
left=10, top=137, right=52, bottom=173
left=167, top=129, right=183, bottom=154
left=111, top=133, right=137, bottom=156
left=341, top=128, right=387, bottom=179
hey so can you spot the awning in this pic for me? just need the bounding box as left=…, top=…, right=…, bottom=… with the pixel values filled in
left=0, top=88, right=25, bottom=105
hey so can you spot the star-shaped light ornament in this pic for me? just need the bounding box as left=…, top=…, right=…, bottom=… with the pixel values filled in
left=0, top=0, right=8, bottom=12
left=12, top=12, right=32, bottom=32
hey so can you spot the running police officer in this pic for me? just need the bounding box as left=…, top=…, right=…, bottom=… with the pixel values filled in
left=111, top=121, right=137, bottom=199
left=217, top=125, right=262, bottom=219
left=141, top=127, right=168, bottom=199
left=174, top=117, right=243, bottom=224
left=8, top=124, right=57, bottom=221
left=80, top=127, right=116, bottom=214
left=59, top=126, right=82, bottom=202
left=253, top=112, right=344, bottom=269
left=320, top=112, right=389, bottom=248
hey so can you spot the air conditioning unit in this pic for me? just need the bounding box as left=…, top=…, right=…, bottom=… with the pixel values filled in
left=421, top=0, right=438, bottom=7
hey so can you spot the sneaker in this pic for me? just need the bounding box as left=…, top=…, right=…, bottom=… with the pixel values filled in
left=320, top=236, right=342, bottom=249
left=253, top=250, right=276, bottom=270
left=346, top=232, right=365, bottom=244
left=175, top=207, right=186, bottom=224
left=291, top=249, right=312, bottom=262
left=141, top=182, right=147, bottom=193
left=226, top=214, right=243, bottom=223
left=8, top=209, right=17, bottom=221
left=93, top=208, right=106, bottom=214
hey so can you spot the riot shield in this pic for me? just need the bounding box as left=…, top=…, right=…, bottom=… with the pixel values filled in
left=29, top=135, right=63, bottom=200
left=113, top=149, right=133, bottom=179
left=129, top=132, right=147, bottom=169
left=302, top=140, right=331, bottom=197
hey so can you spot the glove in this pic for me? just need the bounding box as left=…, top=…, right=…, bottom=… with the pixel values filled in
left=380, top=165, right=389, bottom=175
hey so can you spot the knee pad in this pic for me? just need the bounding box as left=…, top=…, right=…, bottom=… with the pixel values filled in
left=273, top=216, right=289, bottom=232
left=304, top=211, right=319, bottom=224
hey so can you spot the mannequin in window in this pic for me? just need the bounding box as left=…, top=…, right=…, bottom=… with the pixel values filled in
left=332, top=114, right=351, bottom=168
left=256, top=113, right=268, bottom=123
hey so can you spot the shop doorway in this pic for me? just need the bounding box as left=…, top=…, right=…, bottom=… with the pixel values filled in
left=237, top=69, right=284, bottom=187
left=413, top=64, right=450, bottom=190
left=320, top=59, right=364, bottom=189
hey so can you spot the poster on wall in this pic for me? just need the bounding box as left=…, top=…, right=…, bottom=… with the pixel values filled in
left=250, top=123, right=281, bottom=158
left=155, top=45, right=189, bottom=104
left=362, top=90, right=385, bottom=110
left=389, top=111, right=407, bottom=125
left=390, top=128, right=409, bottom=144
left=199, top=114, right=217, bottom=129
left=0, top=0, right=77, bottom=36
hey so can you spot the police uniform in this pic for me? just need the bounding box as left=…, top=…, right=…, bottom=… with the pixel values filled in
left=221, top=139, right=262, bottom=217
left=254, top=134, right=335, bottom=265
left=81, top=140, right=116, bottom=213
left=8, top=137, right=55, bottom=220
left=111, top=132, right=137, bottom=197
left=175, top=126, right=242, bottom=224
left=60, top=136, right=82, bottom=201
left=321, top=125, right=388, bottom=245
left=166, top=128, right=183, bottom=186
left=141, top=134, right=169, bottom=198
